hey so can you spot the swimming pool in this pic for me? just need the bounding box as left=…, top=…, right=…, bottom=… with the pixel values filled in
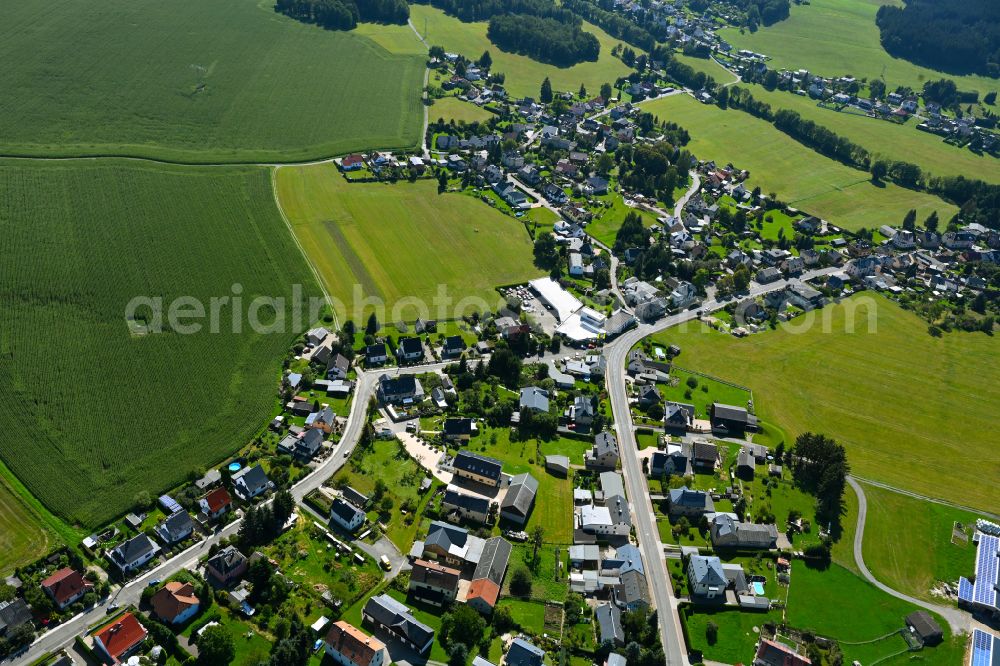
left=752, top=581, right=766, bottom=596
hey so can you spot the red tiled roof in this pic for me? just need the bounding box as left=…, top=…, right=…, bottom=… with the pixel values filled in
left=95, top=612, right=147, bottom=662
left=41, top=567, right=91, bottom=606
left=151, top=581, right=200, bottom=623
left=466, top=578, right=500, bottom=608
left=204, top=487, right=231, bottom=513
left=325, top=620, right=385, bottom=666
left=343, top=154, right=364, bottom=166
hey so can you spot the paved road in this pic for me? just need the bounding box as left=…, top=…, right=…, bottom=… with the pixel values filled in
left=846, top=477, right=968, bottom=633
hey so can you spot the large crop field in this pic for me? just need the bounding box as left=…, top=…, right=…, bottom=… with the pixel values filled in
left=0, top=0, right=425, bottom=162
left=275, top=164, right=541, bottom=322
left=410, top=4, right=632, bottom=99
left=642, top=94, right=956, bottom=229
left=720, top=0, right=1000, bottom=96
left=739, top=84, right=1000, bottom=183
left=0, top=161, right=320, bottom=527
left=652, top=294, right=999, bottom=512
left=861, top=483, right=980, bottom=602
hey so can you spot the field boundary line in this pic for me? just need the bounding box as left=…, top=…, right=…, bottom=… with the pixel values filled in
left=270, top=166, right=340, bottom=331
left=852, top=475, right=999, bottom=520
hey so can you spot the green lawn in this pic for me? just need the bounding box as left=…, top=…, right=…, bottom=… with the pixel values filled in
left=584, top=197, right=660, bottom=248
left=428, top=96, right=495, bottom=125
left=861, top=482, right=981, bottom=602
left=640, top=94, right=956, bottom=230
left=332, top=439, right=432, bottom=550
left=276, top=164, right=542, bottom=322
left=739, top=84, right=1000, bottom=184
left=497, top=598, right=547, bottom=636
left=0, top=0, right=424, bottom=161
left=539, top=437, right=591, bottom=465
left=830, top=481, right=860, bottom=575
left=673, top=54, right=739, bottom=86
left=503, top=544, right=570, bottom=603
left=655, top=366, right=752, bottom=420
left=720, top=0, right=1000, bottom=96
left=410, top=4, right=632, bottom=99
left=786, top=561, right=958, bottom=664
left=652, top=294, right=999, bottom=513
left=0, top=160, right=320, bottom=527
left=682, top=606, right=784, bottom=665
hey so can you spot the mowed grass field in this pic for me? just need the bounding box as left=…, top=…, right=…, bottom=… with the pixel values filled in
left=742, top=84, right=1000, bottom=183
left=0, top=161, right=320, bottom=527
left=861, top=482, right=980, bottom=602
left=641, top=94, right=956, bottom=229
left=0, top=475, right=56, bottom=574
left=720, top=0, right=1000, bottom=96
left=0, top=0, right=425, bottom=162
left=428, top=96, right=496, bottom=124
left=653, top=294, right=999, bottom=512
left=410, top=4, right=632, bottom=99
left=275, top=164, right=541, bottom=321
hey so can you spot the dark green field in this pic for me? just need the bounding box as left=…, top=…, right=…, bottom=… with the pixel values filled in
left=0, top=160, right=320, bottom=527
left=0, top=0, right=425, bottom=162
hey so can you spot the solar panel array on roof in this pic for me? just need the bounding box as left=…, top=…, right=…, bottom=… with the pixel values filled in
left=971, top=629, right=999, bottom=666
left=959, top=576, right=975, bottom=603
left=974, top=534, right=999, bottom=607
left=159, top=495, right=181, bottom=514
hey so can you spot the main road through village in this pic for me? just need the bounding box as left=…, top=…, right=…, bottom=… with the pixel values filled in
left=15, top=267, right=840, bottom=666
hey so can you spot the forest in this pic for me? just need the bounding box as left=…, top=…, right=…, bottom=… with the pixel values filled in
left=876, top=0, right=1000, bottom=77
left=274, top=0, right=408, bottom=30
left=487, top=15, right=600, bottom=66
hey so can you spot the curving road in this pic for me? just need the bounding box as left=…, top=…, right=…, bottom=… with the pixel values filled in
left=846, top=477, right=968, bottom=633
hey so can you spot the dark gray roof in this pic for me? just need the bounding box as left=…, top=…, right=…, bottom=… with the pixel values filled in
left=234, top=464, right=270, bottom=491
left=207, top=545, right=246, bottom=575
left=425, top=521, right=469, bottom=551
left=669, top=488, right=712, bottom=510
left=156, top=510, right=194, bottom=543
left=689, top=555, right=727, bottom=587
left=593, top=431, right=618, bottom=457
left=331, top=497, right=365, bottom=524
left=506, top=638, right=545, bottom=666
left=595, top=602, right=623, bottom=645
left=472, top=536, right=512, bottom=586
left=443, top=488, right=490, bottom=514
left=500, top=473, right=538, bottom=517
left=0, top=599, right=32, bottom=635
left=906, top=611, right=942, bottom=640
left=618, top=569, right=650, bottom=606
left=363, top=594, right=434, bottom=648
left=343, top=486, right=369, bottom=508
left=366, top=343, right=387, bottom=358
left=443, top=418, right=475, bottom=436
left=109, top=534, right=158, bottom=568
left=398, top=337, right=423, bottom=354
left=712, top=403, right=751, bottom=423
left=453, top=451, right=503, bottom=481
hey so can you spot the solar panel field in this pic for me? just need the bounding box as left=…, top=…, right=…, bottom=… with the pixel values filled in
left=0, top=0, right=425, bottom=162
left=0, top=160, right=321, bottom=528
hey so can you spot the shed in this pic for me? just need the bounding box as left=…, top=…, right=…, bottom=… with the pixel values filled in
left=906, top=611, right=942, bottom=646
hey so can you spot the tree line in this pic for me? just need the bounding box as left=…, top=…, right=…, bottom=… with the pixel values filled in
left=487, top=15, right=600, bottom=66
left=274, top=0, right=408, bottom=31
left=877, top=0, right=1000, bottom=78
left=413, top=0, right=575, bottom=22
left=562, top=0, right=659, bottom=51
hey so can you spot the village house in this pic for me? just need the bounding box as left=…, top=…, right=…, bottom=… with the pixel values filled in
left=331, top=498, right=366, bottom=533
left=325, top=621, right=387, bottom=666
left=408, top=559, right=461, bottom=606
left=668, top=488, right=715, bottom=517
left=711, top=514, right=779, bottom=549
left=452, top=451, right=503, bottom=487
left=362, top=594, right=435, bottom=653
left=500, top=473, right=538, bottom=526
left=443, top=417, right=477, bottom=443
left=365, top=343, right=389, bottom=366
left=709, top=403, right=758, bottom=436
left=206, top=545, right=247, bottom=586
left=377, top=374, right=424, bottom=405
left=232, top=464, right=272, bottom=501
left=688, top=555, right=727, bottom=598
left=41, top=568, right=93, bottom=610
left=586, top=431, right=620, bottom=470
left=199, top=487, right=232, bottom=521
left=93, top=612, right=147, bottom=665
left=151, top=581, right=200, bottom=625
left=154, top=509, right=195, bottom=546
left=442, top=486, right=491, bottom=524
left=108, top=534, right=160, bottom=574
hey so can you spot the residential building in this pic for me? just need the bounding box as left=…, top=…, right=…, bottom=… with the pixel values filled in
left=586, top=431, right=619, bottom=470
left=506, top=638, right=545, bottom=666
left=545, top=455, right=570, bottom=476
left=443, top=418, right=477, bottom=443
left=442, top=335, right=466, bottom=359
left=650, top=446, right=692, bottom=478
left=452, top=451, right=503, bottom=487
left=664, top=401, right=694, bottom=433
left=668, top=488, right=714, bottom=517
left=199, top=487, right=232, bottom=521
left=93, top=612, right=147, bottom=665
left=409, top=559, right=461, bottom=606
left=519, top=387, right=550, bottom=413
left=41, top=568, right=92, bottom=610
left=754, top=638, right=811, bottom=666
left=688, top=555, right=727, bottom=598
left=155, top=510, right=195, bottom=545
left=365, top=343, right=389, bottom=366
left=0, top=599, right=32, bottom=638
left=596, top=602, right=624, bottom=646
left=232, top=464, right=272, bottom=501
left=324, top=621, right=387, bottom=666
left=442, top=487, right=491, bottom=524
left=377, top=374, right=423, bottom=405
left=692, top=440, right=720, bottom=471
left=500, top=473, right=538, bottom=526
left=206, top=545, right=248, bottom=586
left=277, top=428, right=324, bottom=462
left=108, top=534, right=160, bottom=574
left=151, top=581, right=200, bottom=625
left=711, top=514, right=779, bottom=549
left=396, top=337, right=425, bottom=363
left=331, top=498, right=366, bottom=533
left=736, top=449, right=755, bottom=480
left=709, top=403, right=758, bottom=435
left=362, top=594, right=435, bottom=653
left=616, top=569, right=651, bottom=610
